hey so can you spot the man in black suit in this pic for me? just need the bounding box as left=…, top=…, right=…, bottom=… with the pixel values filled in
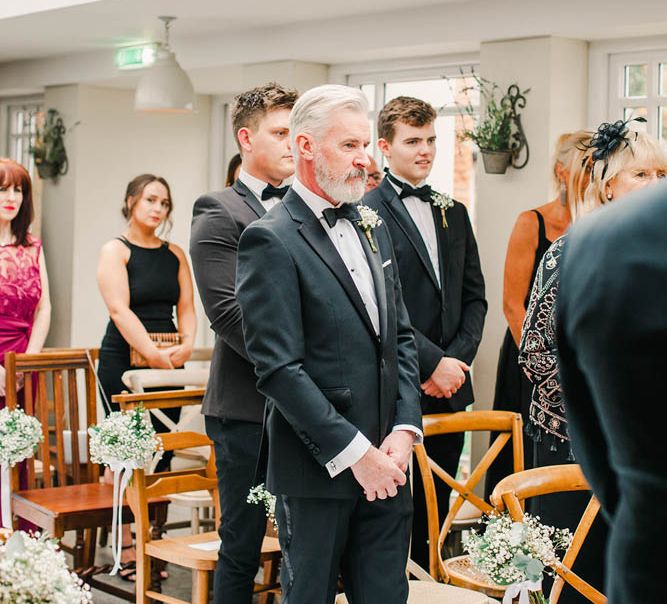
left=364, top=96, right=487, bottom=567
left=236, top=84, right=423, bottom=603
left=189, top=82, right=298, bottom=603
left=556, top=181, right=667, bottom=604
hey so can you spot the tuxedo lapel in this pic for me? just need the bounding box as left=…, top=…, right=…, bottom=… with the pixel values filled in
left=431, top=203, right=450, bottom=300
left=284, top=192, right=378, bottom=340
left=233, top=179, right=266, bottom=219
left=355, top=223, right=387, bottom=343
left=378, top=179, right=440, bottom=291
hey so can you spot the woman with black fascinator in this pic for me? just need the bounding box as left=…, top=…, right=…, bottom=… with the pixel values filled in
left=517, top=118, right=667, bottom=602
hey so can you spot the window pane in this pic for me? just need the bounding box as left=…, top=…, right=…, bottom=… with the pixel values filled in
left=360, top=84, right=375, bottom=109
left=624, top=106, right=648, bottom=126
left=661, top=64, right=667, bottom=97
left=660, top=107, right=667, bottom=141
left=624, top=64, right=648, bottom=98
left=385, top=79, right=449, bottom=108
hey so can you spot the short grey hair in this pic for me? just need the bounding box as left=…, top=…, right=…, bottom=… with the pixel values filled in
left=289, top=85, right=368, bottom=156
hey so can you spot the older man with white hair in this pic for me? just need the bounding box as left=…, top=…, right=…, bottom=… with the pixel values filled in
left=236, top=84, right=422, bottom=603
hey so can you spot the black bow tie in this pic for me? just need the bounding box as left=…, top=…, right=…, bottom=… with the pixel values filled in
left=261, top=184, right=289, bottom=201
left=321, top=203, right=361, bottom=228
left=385, top=171, right=432, bottom=204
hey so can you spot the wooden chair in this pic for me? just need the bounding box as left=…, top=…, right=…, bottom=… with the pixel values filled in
left=126, top=430, right=281, bottom=604
left=116, top=390, right=282, bottom=603
left=490, top=465, right=606, bottom=604
left=414, top=410, right=524, bottom=599
left=4, top=349, right=169, bottom=602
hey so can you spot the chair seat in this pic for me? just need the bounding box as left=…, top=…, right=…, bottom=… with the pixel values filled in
left=146, top=531, right=281, bottom=570
left=336, top=580, right=499, bottom=603
left=168, top=490, right=214, bottom=508
left=13, top=483, right=169, bottom=536
left=444, top=555, right=506, bottom=599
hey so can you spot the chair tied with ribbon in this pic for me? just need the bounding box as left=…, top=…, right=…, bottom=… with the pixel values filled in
left=87, top=406, right=162, bottom=574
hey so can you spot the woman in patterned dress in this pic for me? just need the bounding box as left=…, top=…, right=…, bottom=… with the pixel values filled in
left=519, top=123, right=667, bottom=602
left=0, top=158, right=51, bottom=531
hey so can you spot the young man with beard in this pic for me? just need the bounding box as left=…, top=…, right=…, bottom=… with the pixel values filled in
left=364, top=96, right=487, bottom=568
left=236, top=85, right=422, bottom=603
left=189, top=81, right=298, bottom=604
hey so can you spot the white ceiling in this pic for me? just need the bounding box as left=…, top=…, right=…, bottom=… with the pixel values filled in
left=1, top=0, right=667, bottom=95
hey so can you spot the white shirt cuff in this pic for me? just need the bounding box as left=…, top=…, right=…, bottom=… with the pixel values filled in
left=392, top=424, right=423, bottom=444
left=325, top=431, right=371, bottom=478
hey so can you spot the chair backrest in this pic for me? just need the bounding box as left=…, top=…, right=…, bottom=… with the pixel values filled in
left=414, top=410, right=524, bottom=581
left=4, top=349, right=99, bottom=489
left=490, top=464, right=605, bottom=604
left=121, top=368, right=209, bottom=393
left=125, top=431, right=219, bottom=555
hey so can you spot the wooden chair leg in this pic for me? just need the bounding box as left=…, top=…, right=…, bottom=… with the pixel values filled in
left=136, top=554, right=151, bottom=604
left=191, top=507, right=200, bottom=534
left=194, top=569, right=208, bottom=604
left=74, top=529, right=85, bottom=569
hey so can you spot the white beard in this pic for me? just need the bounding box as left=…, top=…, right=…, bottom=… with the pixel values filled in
left=314, top=154, right=367, bottom=204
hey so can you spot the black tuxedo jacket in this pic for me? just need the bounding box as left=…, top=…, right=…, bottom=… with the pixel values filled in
left=557, top=182, right=667, bottom=604
left=236, top=189, right=422, bottom=499
left=190, top=180, right=267, bottom=422
left=364, top=178, right=487, bottom=412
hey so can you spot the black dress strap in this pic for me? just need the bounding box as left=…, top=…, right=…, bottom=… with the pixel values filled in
left=116, top=236, right=132, bottom=250
left=532, top=209, right=547, bottom=244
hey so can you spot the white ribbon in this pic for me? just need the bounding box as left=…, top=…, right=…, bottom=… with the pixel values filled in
left=503, top=579, right=543, bottom=604
left=1, top=464, right=11, bottom=529
left=108, top=460, right=139, bottom=575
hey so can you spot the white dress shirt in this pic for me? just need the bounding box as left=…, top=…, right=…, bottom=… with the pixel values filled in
left=292, top=179, right=421, bottom=478
left=238, top=168, right=283, bottom=212
left=387, top=171, right=441, bottom=288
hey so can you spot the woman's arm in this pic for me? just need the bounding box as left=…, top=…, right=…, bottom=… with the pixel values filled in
left=25, top=249, right=51, bottom=354
left=168, top=243, right=196, bottom=368
left=96, top=240, right=173, bottom=368
left=503, top=211, right=539, bottom=346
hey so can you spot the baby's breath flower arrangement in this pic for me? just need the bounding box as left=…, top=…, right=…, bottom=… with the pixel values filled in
left=0, top=408, right=43, bottom=529
left=356, top=205, right=382, bottom=253
left=463, top=512, right=572, bottom=604
left=88, top=407, right=162, bottom=575
left=247, top=483, right=278, bottom=531
left=0, top=531, right=92, bottom=603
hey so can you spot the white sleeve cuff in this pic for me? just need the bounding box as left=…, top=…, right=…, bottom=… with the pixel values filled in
left=392, top=424, right=423, bottom=444
left=325, top=431, right=372, bottom=478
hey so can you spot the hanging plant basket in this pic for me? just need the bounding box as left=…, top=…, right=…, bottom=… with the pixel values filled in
left=481, top=149, right=512, bottom=174
left=29, top=108, right=78, bottom=181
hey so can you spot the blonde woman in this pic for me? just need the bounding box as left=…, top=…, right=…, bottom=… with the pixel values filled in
left=486, top=131, right=591, bottom=499
left=518, top=119, right=667, bottom=603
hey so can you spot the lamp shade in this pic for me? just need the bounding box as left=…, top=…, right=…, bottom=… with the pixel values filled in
left=134, top=47, right=195, bottom=113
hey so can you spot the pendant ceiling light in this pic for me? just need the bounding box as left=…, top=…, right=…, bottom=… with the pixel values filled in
left=134, top=16, right=195, bottom=113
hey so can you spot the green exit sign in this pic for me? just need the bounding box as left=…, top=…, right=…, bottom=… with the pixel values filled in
left=115, top=44, right=158, bottom=70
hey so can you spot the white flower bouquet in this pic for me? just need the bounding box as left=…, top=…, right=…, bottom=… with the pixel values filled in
left=88, top=407, right=162, bottom=575
left=88, top=406, right=162, bottom=468
left=0, top=408, right=44, bottom=528
left=247, top=483, right=277, bottom=531
left=0, top=407, right=43, bottom=468
left=0, top=531, right=92, bottom=603
left=463, top=512, right=572, bottom=604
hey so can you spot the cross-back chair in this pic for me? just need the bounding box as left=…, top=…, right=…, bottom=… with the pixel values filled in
left=116, top=389, right=282, bottom=603
left=490, top=464, right=606, bottom=604
left=4, top=349, right=171, bottom=601
left=414, top=410, right=524, bottom=599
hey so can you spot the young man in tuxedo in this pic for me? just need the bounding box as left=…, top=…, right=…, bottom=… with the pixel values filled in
left=364, top=96, right=487, bottom=568
left=189, top=82, right=298, bottom=604
left=236, top=84, right=423, bottom=603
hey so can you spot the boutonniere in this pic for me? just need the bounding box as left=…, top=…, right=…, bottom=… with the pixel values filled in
left=356, top=205, right=382, bottom=253
left=430, top=191, right=454, bottom=228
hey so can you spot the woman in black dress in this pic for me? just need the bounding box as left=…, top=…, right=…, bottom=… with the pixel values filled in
left=519, top=122, right=667, bottom=602
left=485, top=131, right=591, bottom=500
left=96, top=173, right=196, bottom=579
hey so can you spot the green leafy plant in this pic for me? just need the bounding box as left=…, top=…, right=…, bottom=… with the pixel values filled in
left=458, top=74, right=528, bottom=152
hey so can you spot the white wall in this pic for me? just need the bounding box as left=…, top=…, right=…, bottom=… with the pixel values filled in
left=42, top=84, right=211, bottom=348
left=473, top=37, right=588, bottom=480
